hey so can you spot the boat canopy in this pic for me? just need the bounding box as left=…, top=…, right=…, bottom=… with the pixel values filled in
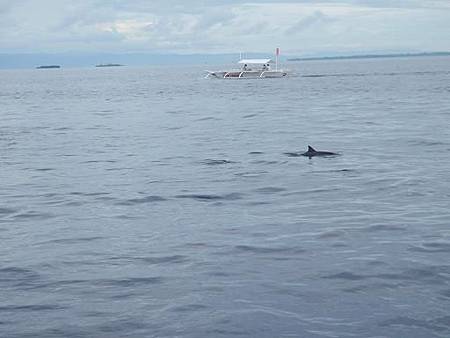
left=238, top=59, right=273, bottom=64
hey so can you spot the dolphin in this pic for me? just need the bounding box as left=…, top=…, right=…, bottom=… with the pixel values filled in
left=301, top=145, right=338, bottom=158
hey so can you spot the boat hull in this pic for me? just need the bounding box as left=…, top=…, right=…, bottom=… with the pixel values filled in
left=206, top=70, right=287, bottom=79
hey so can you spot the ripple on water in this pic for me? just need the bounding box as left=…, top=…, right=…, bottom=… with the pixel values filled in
left=234, top=170, right=267, bottom=178
left=92, top=277, right=165, bottom=287
left=233, top=245, right=306, bottom=255
left=283, top=152, right=302, bottom=157
left=109, top=254, right=188, bottom=265
left=25, top=279, right=87, bottom=291
left=380, top=315, right=450, bottom=333
left=201, top=159, right=236, bottom=166
left=250, top=160, right=280, bottom=165
left=139, top=255, right=188, bottom=265
left=439, top=289, right=450, bottom=298
left=95, top=318, right=149, bottom=334
left=195, top=116, right=222, bottom=121
left=171, top=304, right=208, bottom=313
left=408, top=139, right=448, bottom=147
left=175, top=192, right=243, bottom=201
left=0, top=207, right=17, bottom=215
left=361, top=223, right=408, bottom=232
left=34, top=168, right=55, bottom=172
left=408, top=242, right=450, bottom=253
left=324, top=265, right=450, bottom=288
left=69, top=192, right=110, bottom=197
left=317, top=230, right=347, bottom=239
left=0, top=267, right=41, bottom=288
left=322, top=272, right=367, bottom=281
left=254, top=186, right=286, bottom=194
left=116, top=195, right=167, bottom=205
left=13, top=211, right=55, bottom=221
left=376, top=266, right=450, bottom=284
left=80, top=159, right=117, bottom=164
left=0, top=304, right=66, bottom=312
left=35, top=236, right=105, bottom=246
left=242, top=113, right=258, bottom=118
left=343, top=282, right=401, bottom=293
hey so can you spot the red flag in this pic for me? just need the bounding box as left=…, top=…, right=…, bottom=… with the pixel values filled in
left=276, top=47, right=280, bottom=56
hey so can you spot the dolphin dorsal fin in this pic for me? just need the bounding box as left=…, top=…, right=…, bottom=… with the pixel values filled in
left=308, top=145, right=316, bottom=152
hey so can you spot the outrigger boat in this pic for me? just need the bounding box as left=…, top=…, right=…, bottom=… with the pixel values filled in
left=205, top=48, right=287, bottom=79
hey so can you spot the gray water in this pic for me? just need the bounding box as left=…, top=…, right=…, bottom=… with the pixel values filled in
left=1, top=57, right=450, bottom=338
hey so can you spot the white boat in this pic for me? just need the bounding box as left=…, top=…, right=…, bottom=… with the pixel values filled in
left=206, top=50, right=287, bottom=79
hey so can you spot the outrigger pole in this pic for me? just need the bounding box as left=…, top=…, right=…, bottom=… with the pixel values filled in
left=275, top=47, right=280, bottom=71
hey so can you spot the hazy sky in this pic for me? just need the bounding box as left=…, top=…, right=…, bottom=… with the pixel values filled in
left=1, top=0, right=450, bottom=55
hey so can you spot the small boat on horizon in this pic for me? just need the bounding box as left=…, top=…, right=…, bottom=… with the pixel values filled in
left=95, top=63, right=124, bottom=67
left=36, top=65, right=60, bottom=69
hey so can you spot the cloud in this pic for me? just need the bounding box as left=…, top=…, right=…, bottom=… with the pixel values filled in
left=0, top=0, right=449, bottom=54
left=285, top=10, right=335, bottom=35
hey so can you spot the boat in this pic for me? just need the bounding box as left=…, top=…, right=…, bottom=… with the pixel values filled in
left=205, top=49, right=287, bottom=79
left=36, top=65, right=60, bottom=69
left=95, top=63, right=124, bottom=67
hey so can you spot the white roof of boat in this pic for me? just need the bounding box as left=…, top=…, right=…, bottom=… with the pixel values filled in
left=238, top=59, right=273, bottom=64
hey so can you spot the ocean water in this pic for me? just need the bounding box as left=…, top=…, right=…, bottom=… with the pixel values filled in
left=1, top=56, right=450, bottom=338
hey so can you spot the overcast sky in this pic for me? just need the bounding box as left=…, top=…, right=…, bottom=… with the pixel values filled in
left=1, top=0, right=450, bottom=55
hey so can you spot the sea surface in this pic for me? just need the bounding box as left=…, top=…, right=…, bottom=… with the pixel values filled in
left=1, top=56, right=450, bottom=338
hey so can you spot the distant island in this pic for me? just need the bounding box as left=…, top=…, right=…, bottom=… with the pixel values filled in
left=95, top=63, right=124, bottom=67
left=288, top=52, right=450, bottom=62
left=36, top=65, right=60, bottom=69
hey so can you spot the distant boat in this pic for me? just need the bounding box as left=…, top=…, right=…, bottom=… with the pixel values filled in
left=95, top=63, right=124, bottom=67
left=205, top=48, right=287, bottom=79
left=206, top=59, right=287, bottom=79
left=36, top=65, right=60, bottom=69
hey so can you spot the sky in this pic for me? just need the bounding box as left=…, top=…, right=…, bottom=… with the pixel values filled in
left=1, top=0, right=450, bottom=56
